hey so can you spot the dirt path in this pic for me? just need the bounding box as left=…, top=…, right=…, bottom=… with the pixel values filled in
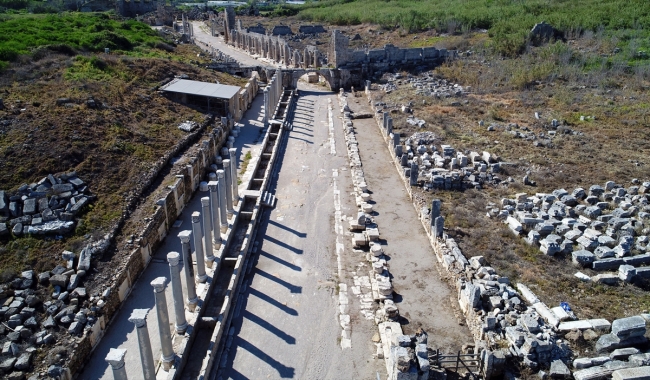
left=347, top=95, right=473, bottom=353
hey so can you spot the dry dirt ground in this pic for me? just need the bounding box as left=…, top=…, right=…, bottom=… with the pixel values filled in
left=367, top=52, right=650, bottom=356
left=0, top=43, right=245, bottom=276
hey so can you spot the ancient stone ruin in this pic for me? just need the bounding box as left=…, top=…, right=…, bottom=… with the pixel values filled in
left=0, top=172, right=94, bottom=238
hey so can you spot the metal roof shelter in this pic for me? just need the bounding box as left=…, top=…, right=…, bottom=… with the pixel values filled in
left=160, top=79, right=241, bottom=115
left=160, top=79, right=241, bottom=99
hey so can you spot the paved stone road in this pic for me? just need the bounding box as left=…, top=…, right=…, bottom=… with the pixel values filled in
left=220, top=84, right=382, bottom=380
left=191, top=22, right=279, bottom=69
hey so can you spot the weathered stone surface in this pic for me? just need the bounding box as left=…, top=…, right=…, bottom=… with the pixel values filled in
left=13, top=352, right=31, bottom=371
left=609, top=347, right=640, bottom=361
left=596, top=333, right=647, bottom=352
left=549, top=359, right=571, bottom=378
left=573, top=250, right=595, bottom=267
left=612, top=366, right=650, bottom=380
left=49, top=274, right=68, bottom=288
left=611, top=316, right=646, bottom=339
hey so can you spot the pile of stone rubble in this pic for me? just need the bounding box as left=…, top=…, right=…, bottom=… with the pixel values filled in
left=380, top=72, right=466, bottom=98
left=0, top=172, right=94, bottom=238
left=0, top=244, right=107, bottom=377
left=496, top=180, right=650, bottom=285
left=402, top=132, right=503, bottom=191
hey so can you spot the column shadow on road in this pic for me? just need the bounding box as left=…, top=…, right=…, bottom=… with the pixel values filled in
left=268, top=219, right=306, bottom=238
left=229, top=336, right=296, bottom=379
left=243, top=310, right=297, bottom=344
left=255, top=268, right=302, bottom=294
left=259, top=250, right=302, bottom=271
left=264, top=235, right=304, bottom=254
left=287, top=136, right=313, bottom=144
left=249, top=287, right=299, bottom=316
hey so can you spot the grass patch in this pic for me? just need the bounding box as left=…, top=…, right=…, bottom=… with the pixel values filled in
left=237, top=150, right=253, bottom=185
left=0, top=12, right=165, bottom=69
left=295, top=0, right=650, bottom=56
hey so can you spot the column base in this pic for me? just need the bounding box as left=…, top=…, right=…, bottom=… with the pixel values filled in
left=187, top=297, right=199, bottom=312
left=233, top=197, right=240, bottom=206
left=220, top=224, right=228, bottom=233
left=227, top=210, right=234, bottom=218
left=196, top=274, right=208, bottom=283
left=206, top=257, right=215, bottom=268
left=175, top=322, right=188, bottom=335
left=161, top=355, right=175, bottom=371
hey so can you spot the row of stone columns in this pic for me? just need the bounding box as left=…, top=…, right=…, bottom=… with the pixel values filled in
left=105, top=148, right=242, bottom=379
left=264, top=71, right=284, bottom=125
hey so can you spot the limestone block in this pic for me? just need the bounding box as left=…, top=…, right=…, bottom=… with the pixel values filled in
left=612, top=366, right=650, bottom=380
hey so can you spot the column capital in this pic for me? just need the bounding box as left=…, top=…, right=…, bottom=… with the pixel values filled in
left=167, top=251, right=181, bottom=266
left=151, top=277, right=167, bottom=293
left=201, top=196, right=211, bottom=206
left=105, top=348, right=127, bottom=369
left=229, top=148, right=237, bottom=155
left=208, top=180, right=218, bottom=191
left=222, top=159, right=230, bottom=168
left=191, top=211, right=201, bottom=223
left=217, top=169, right=225, bottom=178
left=128, top=308, right=150, bottom=328
left=178, top=230, right=191, bottom=243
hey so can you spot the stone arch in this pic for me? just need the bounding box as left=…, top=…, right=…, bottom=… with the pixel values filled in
left=286, top=69, right=340, bottom=91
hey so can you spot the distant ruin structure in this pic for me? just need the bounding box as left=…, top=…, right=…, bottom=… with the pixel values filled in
left=298, top=25, right=326, bottom=34
left=116, top=0, right=157, bottom=17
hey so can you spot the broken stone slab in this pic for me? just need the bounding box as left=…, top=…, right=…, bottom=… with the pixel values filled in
left=516, top=283, right=539, bottom=305
left=573, top=250, right=596, bottom=267
left=549, top=359, right=571, bottom=379
left=596, top=333, right=648, bottom=352
left=533, top=302, right=560, bottom=327
left=612, top=366, right=650, bottom=380
left=628, top=353, right=650, bottom=367
left=573, top=356, right=611, bottom=370
left=27, top=220, right=74, bottom=235
left=593, top=258, right=625, bottom=270
left=593, top=273, right=619, bottom=285
left=611, top=316, right=646, bottom=339
left=609, top=347, right=640, bottom=361
left=574, top=361, right=635, bottom=380
left=49, top=274, right=68, bottom=288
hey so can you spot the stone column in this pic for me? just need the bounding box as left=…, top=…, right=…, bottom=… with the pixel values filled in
left=410, top=163, right=419, bottom=186
left=264, top=87, right=270, bottom=125
left=217, top=170, right=229, bottom=230
left=431, top=199, right=441, bottom=229
left=208, top=181, right=222, bottom=250
left=178, top=231, right=199, bottom=312
left=128, top=309, right=156, bottom=380
left=433, top=216, right=444, bottom=239
left=105, top=348, right=128, bottom=380
left=222, top=161, right=235, bottom=217
left=151, top=277, right=174, bottom=371
left=387, top=117, right=393, bottom=135
left=201, top=197, right=215, bottom=267
left=191, top=212, right=207, bottom=283
left=229, top=148, right=239, bottom=206
left=167, top=251, right=188, bottom=334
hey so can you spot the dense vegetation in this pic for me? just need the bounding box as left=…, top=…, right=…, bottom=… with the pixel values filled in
left=296, top=0, right=650, bottom=56
left=0, top=12, right=164, bottom=69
